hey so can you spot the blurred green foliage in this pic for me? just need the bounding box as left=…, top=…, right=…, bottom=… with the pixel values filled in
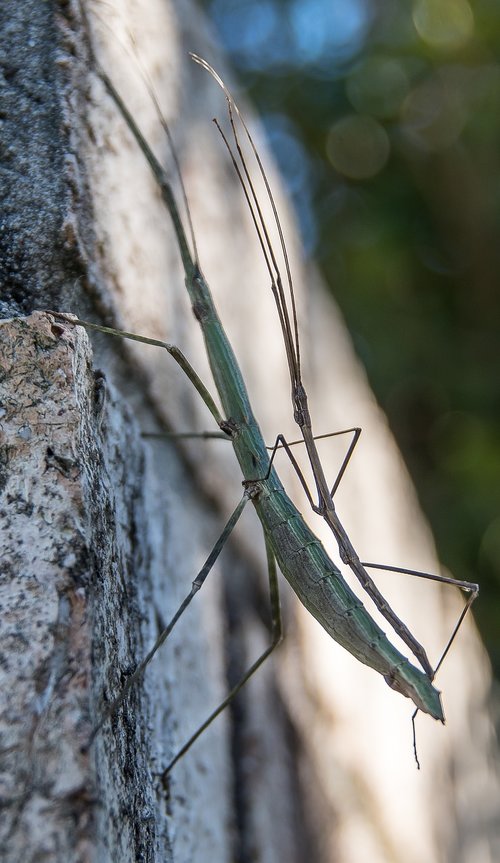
left=202, top=0, right=500, bottom=674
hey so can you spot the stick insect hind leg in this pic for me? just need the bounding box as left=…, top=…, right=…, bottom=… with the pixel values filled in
left=360, top=561, right=479, bottom=767
left=160, top=532, right=282, bottom=782
left=267, top=423, right=478, bottom=669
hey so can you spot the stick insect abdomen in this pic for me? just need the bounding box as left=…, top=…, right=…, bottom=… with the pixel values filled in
left=250, top=481, right=444, bottom=722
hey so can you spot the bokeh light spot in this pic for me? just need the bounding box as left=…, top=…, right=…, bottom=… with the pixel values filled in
left=326, top=115, right=390, bottom=180
left=401, top=72, right=466, bottom=151
left=289, top=0, right=372, bottom=65
left=210, top=0, right=282, bottom=69
left=412, top=0, right=474, bottom=52
left=347, top=57, right=410, bottom=118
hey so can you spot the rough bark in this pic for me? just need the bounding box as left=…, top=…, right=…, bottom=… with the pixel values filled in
left=1, top=1, right=499, bottom=862
left=0, top=312, right=161, bottom=862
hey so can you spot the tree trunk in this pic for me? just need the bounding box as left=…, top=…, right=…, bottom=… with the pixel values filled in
left=1, top=2, right=499, bottom=862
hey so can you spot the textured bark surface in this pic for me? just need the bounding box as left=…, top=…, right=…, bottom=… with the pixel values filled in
left=1, top=1, right=499, bottom=862
left=0, top=312, right=166, bottom=862
left=0, top=311, right=233, bottom=862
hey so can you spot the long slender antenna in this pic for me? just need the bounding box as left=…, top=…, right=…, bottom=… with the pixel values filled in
left=212, top=117, right=299, bottom=392
left=222, top=102, right=301, bottom=391
left=190, top=54, right=301, bottom=387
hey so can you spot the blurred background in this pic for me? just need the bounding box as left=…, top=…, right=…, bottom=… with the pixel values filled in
left=200, top=0, right=500, bottom=689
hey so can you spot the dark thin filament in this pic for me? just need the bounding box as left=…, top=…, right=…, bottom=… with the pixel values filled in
left=190, top=53, right=301, bottom=387
left=213, top=119, right=298, bottom=389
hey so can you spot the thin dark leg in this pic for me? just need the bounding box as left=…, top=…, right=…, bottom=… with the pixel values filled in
left=264, top=427, right=362, bottom=505
left=328, top=427, right=361, bottom=498
left=360, top=562, right=478, bottom=770
left=161, top=532, right=283, bottom=780
left=86, top=493, right=250, bottom=749
left=361, top=561, right=478, bottom=677
left=49, top=313, right=226, bottom=430
left=264, top=433, right=316, bottom=509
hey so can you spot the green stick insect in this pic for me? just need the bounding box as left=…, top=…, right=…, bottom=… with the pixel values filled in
left=54, top=54, right=477, bottom=776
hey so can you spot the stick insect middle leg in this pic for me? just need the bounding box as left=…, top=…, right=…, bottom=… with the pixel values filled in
left=264, top=427, right=362, bottom=510
left=85, top=486, right=250, bottom=748
left=161, top=533, right=282, bottom=781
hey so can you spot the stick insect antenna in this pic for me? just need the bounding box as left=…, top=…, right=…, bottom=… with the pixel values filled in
left=190, top=54, right=302, bottom=392
left=212, top=115, right=299, bottom=391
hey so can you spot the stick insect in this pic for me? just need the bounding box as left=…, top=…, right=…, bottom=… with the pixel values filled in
left=54, top=52, right=478, bottom=776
